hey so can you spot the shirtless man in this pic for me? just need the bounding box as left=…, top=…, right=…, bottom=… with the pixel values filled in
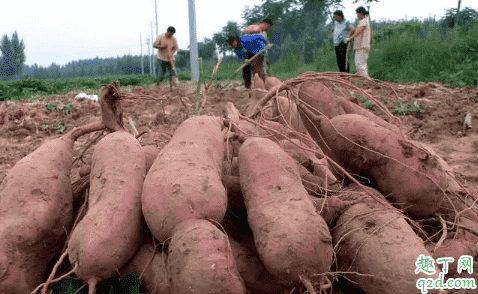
left=154, top=26, right=178, bottom=88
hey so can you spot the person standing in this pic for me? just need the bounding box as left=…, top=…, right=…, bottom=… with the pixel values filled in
left=154, top=26, right=178, bottom=88
left=346, top=6, right=371, bottom=79
left=333, top=10, right=353, bottom=72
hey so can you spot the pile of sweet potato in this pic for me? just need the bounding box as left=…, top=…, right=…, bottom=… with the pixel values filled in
left=1, top=78, right=477, bottom=294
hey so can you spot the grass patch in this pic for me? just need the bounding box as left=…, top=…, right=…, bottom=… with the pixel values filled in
left=392, top=101, right=427, bottom=116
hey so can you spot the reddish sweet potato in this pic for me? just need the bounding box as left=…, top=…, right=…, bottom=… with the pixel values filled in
left=68, top=131, right=146, bottom=294
left=0, top=123, right=104, bottom=293
left=120, top=236, right=169, bottom=294
left=78, top=165, right=91, bottom=178
left=264, top=76, right=282, bottom=90
left=167, top=219, right=246, bottom=294
left=298, top=80, right=398, bottom=132
left=301, top=112, right=455, bottom=219
left=238, top=137, right=333, bottom=284
left=253, top=72, right=265, bottom=90
left=142, top=145, right=160, bottom=173
left=142, top=115, right=227, bottom=242
left=228, top=236, right=284, bottom=294
left=331, top=195, right=442, bottom=294
left=274, top=95, right=307, bottom=133
left=298, top=80, right=345, bottom=119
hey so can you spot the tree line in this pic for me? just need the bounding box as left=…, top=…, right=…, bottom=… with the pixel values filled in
left=1, top=0, right=477, bottom=81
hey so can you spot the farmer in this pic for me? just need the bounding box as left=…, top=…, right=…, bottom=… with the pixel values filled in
left=332, top=10, right=353, bottom=72
left=227, top=18, right=273, bottom=89
left=346, top=6, right=371, bottom=79
left=154, top=26, right=178, bottom=88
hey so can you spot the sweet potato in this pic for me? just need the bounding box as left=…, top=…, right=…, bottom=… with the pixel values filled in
left=253, top=72, right=265, bottom=90
left=78, top=165, right=91, bottom=178
left=222, top=175, right=246, bottom=209
left=238, top=137, right=333, bottom=284
left=167, top=219, right=246, bottom=294
left=142, top=115, right=227, bottom=242
left=68, top=131, right=146, bottom=294
left=228, top=236, right=284, bottom=294
left=264, top=76, right=282, bottom=90
left=300, top=112, right=454, bottom=219
left=120, top=235, right=169, bottom=294
left=298, top=80, right=398, bottom=132
left=273, top=95, right=307, bottom=133
left=331, top=195, right=442, bottom=294
left=142, top=145, right=160, bottom=173
left=298, top=80, right=345, bottom=119
left=0, top=123, right=104, bottom=293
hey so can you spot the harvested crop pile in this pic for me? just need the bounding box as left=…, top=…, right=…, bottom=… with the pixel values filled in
left=2, top=75, right=476, bottom=294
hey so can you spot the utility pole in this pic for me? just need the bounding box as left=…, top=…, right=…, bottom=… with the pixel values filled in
left=455, top=0, right=462, bottom=29
left=155, top=0, right=159, bottom=37
left=151, top=22, right=155, bottom=76
left=147, top=36, right=152, bottom=75
left=140, top=34, right=144, bottom=75
left=188, top=0, right=199, bottom=81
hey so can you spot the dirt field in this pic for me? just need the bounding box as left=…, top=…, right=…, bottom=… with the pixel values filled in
left=1, top=77, right=477, bottom=187
left=1, top=76, right=478, bottom=293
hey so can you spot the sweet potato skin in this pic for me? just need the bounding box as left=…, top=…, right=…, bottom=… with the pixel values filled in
left=167, top=219, right=246, bottom=294
left=331, top=196, right=442, bottom=294
left=228, top=236, right=284, bottom=294
left=142, top=115, right=227, bottom=242
left=0, top=134, right=75, bottom=293
left=264, top=76, right=282, bottom=90
left=298, top=80, right=345, bottom=119
left=316, top=114, right=452, bottom=219
left=120, top=236, right=170, bottom=294
left=238, top=137, right=333, bottom=284
left=68, top=131, right=146, bottom=285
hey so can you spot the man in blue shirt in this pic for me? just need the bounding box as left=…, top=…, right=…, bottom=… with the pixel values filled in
left=227, top=19, right=272, bottom=89
left=333, top=10, right=354, bottom=72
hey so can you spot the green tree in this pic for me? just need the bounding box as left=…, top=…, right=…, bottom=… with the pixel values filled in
left=198, top=38, right=216, bottom=60
left=212, top=21, right=241, bottom=55
left=0, top=31, right=26, bottom=80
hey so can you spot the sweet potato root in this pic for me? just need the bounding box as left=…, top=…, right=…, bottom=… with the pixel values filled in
left=167, top=219, right=246, bottom=294
left=298, top=80, right=398, bottom=132
left=120, top=236, right=169, bottom=294
left=331, top=194, right=442, bottom=294
left=300, top=112, right=455, bottom=219
left=142, top=145, right=160, bottom=173
left=142, top=115, right=227, bottom=242
left=0, top=122, right=104, bottom=293
left=298, top=80, right=345, bottom=119
left=264, top=76, right=282, bottom=90
left=68, top=131, right=146, bottom=293
left=274, top=95, right=307, bottom=133
left=238, top=137, right=333, bottom=284
left=228, top=236, right=284, bottom=294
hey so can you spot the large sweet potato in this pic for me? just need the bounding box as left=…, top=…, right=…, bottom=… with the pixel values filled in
left=68, top=131, right=146, bottom=294
left=0, top=123, right=103, bottom=293
left=142, top=115, right=227, bottom=242
left=238, top=137, right=333, bottom=285
left=167, top=219, right=246, bottom=294
left=300, top=113, right=455, bottom=219
left=332, top=194, right=442, bottom=294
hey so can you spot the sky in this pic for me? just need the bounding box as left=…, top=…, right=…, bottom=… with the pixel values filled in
left=1, top=0, right=477, bottom=68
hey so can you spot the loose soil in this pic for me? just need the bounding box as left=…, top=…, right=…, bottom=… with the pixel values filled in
left=1, top=79, right=477, bottom=186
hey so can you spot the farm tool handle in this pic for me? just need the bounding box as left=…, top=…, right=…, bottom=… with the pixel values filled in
left=345, top=40, right=353, bottom=73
